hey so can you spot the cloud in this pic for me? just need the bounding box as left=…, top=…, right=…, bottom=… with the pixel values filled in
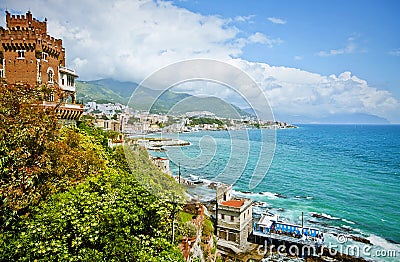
left=163, top=58, right=399, bottom=122
left=247, top=32, right=283, bottom=47
left=267, top=17, right=286, bottom=25
left=230, top=59, right=399, bottom=122
left=234, top=15, right=255, bottom=23
left=2, top=0, right=246, bottom=81
left=388, top=48, right=400, bottom=56
left=317, top=35, right=362, bottom=57
left=293, top=55, right=303, bottom=61
left=2, top=0, right=398, bottom=122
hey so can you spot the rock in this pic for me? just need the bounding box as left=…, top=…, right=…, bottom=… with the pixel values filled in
left=350, top=235, right=371, bottom=245
left=312, top=213, right=324, bottom=219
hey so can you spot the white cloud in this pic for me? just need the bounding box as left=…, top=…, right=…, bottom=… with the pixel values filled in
left=267, top=17, right=286, bottom=25
left=248, top=32, right=267, bottom=43
left=3, top=0, right=245, bottom=81
left=2, top=0, right=398, bottom=122
left=248, top=32, right=283, bottom=47
left=294, top=55, right=303, bottom=60
left=234, top=15, right=255, bottom=23
left=230, top=59, right=398, bottom=121
left=317, top=35, right=362, bottom=57
left=388, top=48, right=400, bottom=56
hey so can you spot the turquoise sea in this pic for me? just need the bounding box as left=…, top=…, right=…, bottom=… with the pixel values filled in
left=149, top=124, right=400, bottom=260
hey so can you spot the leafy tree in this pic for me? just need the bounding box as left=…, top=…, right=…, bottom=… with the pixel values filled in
left=0, top=83, right=60, bottom=225
left=1, top=153, right=184, bottom=261
left=1, top=124, right=185, bottom=261
left=0, top=83, right=109, bottom=229
left=188, top=117, right=223, bottom=126
left=1, top=82, right=186, bottom=260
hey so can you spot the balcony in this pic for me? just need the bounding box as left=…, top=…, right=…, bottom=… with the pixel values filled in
left=58, top=66, right=78, bottom=92
left=59, top=83, right=75, bottom=92
left=218, top=219, right=240, bottom=231
left=58, top=66, right=78, bottom=76
left=41, top=101, right=84, bottom=120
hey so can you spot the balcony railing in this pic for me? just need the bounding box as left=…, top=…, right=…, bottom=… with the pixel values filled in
left=58, top=66, right=78, bottom=77
left=58, top=66, right=78, bottom=92
left=41, top=101, right=83, bottom=120
left=218, top=219, right=240, bottom=231
left=59, top=83, right=75, bottom=92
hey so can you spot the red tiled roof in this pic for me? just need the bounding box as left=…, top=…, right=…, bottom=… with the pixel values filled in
left=221, top=199, right=244, bottom=208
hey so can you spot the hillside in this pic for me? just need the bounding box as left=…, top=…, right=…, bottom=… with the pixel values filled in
left=76, top=79, right=252, bottom=118
left=76, top=79, right=136, bottom=104
left=0, top=83, right=186, bottom=261
left=168, top=96, right=248, bottom=118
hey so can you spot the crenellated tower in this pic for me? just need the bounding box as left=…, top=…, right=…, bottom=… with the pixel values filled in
left=0, top=11, right=82, bottom=121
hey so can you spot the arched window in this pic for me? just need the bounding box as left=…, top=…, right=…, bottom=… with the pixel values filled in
left=47, top=67, right=54, bottom=83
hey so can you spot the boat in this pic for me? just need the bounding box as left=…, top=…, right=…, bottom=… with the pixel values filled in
left=187, top=174, right=204, bottom=184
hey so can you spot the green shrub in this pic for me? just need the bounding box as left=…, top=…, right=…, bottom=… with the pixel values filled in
left=181, top=221, right=198, bottom=239
left=202, top=216, right=214, bottom=238
left=1, top=122, right=185, bottom=261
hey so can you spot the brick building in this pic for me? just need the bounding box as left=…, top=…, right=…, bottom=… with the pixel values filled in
left=0, top=11, right=83, bottom=120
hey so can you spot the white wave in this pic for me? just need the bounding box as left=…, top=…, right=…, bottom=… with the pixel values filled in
left=233, top=190, right=280, bottom=200
left=198, top=177, right=213, bottom=185
left=231, top=189, right=256, bottom=197
left=341, top=225, right=353, bottom=231
left=342, top=218, right=356, bottom=225
left=261, top=191, right=279, bottom=199
left=368, top=234, right=400, bottom=251
left=253, top=207, right=267, bottom=215
left=291, top=195, right=313, bottom=200
left=253, top=201, right=269, bottom=208
left=352, top=228, right=363, bottom=234
left=320, top=213, right=340, bottom=220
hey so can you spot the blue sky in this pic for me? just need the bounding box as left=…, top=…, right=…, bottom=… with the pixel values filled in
left=1, top=0, right=399, bottom=123
left=173, top=0, right=400, bottom=97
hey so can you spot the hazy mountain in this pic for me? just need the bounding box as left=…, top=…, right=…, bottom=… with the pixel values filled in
left=318, top=113, right=390, bottom=124
left=274, top=112, right=389, bottom=124
left=168, top=96, right=251, bottom=118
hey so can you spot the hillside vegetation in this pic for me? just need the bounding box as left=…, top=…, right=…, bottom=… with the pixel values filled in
left=0, top=84, right=185, bottom=261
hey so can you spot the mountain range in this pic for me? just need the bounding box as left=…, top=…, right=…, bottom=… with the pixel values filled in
left=76, top=78, right=390, bottom=124
left=76, top=79, right=252, bottom=118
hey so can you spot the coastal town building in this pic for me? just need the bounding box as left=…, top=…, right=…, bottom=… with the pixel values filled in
left=107, top=133, right=124, bottom=148
left=84, top=101, right=127, bottom=117
left=150, top=156, right=172, bottom=175
left=0, top=11, right=83, bottom=120
left=94, top=118, right=121, bottom=132
left=215, top=185, right=253, bottom=247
